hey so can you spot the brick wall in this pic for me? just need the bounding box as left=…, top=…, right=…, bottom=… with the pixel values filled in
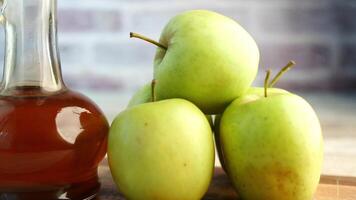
left=2, top=0, right=356, bottom=92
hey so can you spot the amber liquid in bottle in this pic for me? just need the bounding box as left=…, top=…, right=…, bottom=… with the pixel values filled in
left=0, top=87, right=108, bottom=199
left=0, top=1, right=109, bottom=199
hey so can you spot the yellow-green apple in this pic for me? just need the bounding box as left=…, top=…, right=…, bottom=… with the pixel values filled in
left=214, top=87, right=289, bottom=172
left=108, top=93, right=215, bottom=199
left=127, top=83, right=152, bottom=107
left=219, top=66, right=323, bottom=199
left=131, top=10, right=259, bottom=114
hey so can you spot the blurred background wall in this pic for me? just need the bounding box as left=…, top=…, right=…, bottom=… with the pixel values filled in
left=1, top=0, right=354, bottom=96
left=52, top=0, right=355, bottom=93
left=0, top=0, right=354, bottom=97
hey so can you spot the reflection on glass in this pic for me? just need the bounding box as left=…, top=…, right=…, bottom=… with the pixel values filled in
left=56, top=107, right=90, bottom=144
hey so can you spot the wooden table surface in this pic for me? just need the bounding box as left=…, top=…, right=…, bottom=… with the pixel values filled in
left=95, top=159, right=356, bottom=200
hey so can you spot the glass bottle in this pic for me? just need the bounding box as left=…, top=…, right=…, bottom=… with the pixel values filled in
left=0, top=0, right=109, bottom=199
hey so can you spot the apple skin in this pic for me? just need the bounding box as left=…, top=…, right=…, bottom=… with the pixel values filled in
left=127, top=83, right=152, bottom=107
left=214, top=87, right=289, bottom=172
left=127, top=83, right=213, bottom=127
left=108, top=99, right=215, bottom=200
left=219, top=90, right=323, bottom=200
left=154, top=10, right=259, bottom=114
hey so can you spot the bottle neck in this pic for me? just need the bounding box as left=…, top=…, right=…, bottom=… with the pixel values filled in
left=0, top=0, right=65, bottom=96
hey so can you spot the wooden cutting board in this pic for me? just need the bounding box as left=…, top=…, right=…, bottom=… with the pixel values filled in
left=96, top=159, right=356, bottom=200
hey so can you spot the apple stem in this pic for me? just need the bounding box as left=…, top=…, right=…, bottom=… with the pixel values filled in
left=268, top=60, right=296, bottom=87
left=130, top=32, right=167, bottom=50
left=264, top=70, right=271, bottom=98
left=151, top=79, right=157, bottom=102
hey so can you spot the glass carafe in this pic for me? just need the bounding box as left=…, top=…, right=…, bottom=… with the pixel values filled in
left=0, top=0, right=109, bottom=199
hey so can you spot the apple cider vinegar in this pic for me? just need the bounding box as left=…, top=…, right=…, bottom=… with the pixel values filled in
left=0, top=87, right=108, bottom=199
left=0, top=0, right=109, bottom=199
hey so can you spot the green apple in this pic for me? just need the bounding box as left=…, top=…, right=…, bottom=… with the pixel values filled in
left=127, top=83, right=152, bottom=107
left=214, top=87, right=289, bottom=172
left=219, top=67, right=323, bottom=199
left=131, top=10, right=259, bottom=114
left=127, top=83, right=213, bottom=127
left=108, top=98, right=215, bottom=200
